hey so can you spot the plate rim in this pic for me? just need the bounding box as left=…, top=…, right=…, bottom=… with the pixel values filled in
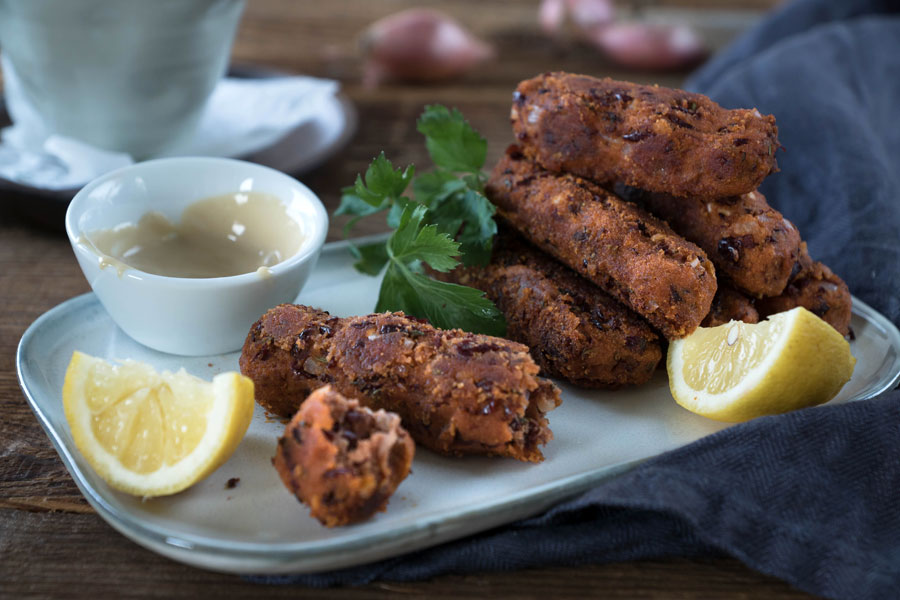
left=16, top=240, right=900, bottom=573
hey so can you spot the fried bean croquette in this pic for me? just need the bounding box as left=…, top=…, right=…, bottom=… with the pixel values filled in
left=756, top=244, right=852, bottom=336
left=486, top=146, right=716, bottom=340
left=615, top=185, right=801, bottom=298
left=241, top=305, right=561, bottom=462
left=436, top=227, right=661, bottom=387
left=511, top=72, right=779, bottom=200
left=701, top=286, right=759, bottom=327
left=273, top=386, right=414, bottom=527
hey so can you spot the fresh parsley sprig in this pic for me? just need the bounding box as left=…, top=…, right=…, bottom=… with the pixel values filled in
left=335, top=105, right=505, bottom=336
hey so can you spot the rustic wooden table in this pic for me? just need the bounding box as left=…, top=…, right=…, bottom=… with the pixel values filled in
left=1, top=0, right=820, bottom=597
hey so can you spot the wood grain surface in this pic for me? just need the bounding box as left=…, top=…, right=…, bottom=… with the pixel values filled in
left=1, top=0, right=819, bottom=598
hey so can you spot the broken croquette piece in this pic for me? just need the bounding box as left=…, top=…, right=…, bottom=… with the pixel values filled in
left=274, top=385, right=415, bottom=527
left=511, top=72, right=779, bottom=200
left=240, top=304, right=561, bottom=462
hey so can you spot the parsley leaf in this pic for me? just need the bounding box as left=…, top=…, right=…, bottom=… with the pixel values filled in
left=388, top=205, right=460, bottom=273
left=337, top=106, right=506, bottom=335
left=377, top=263, right=506, bottom=337
left=416, top=105, right=487, bottom=174
left=338, top=153, right=416, bottom=254
left=358, top=152, right=416, bottom=204
left=335, top=189, right=387, bottom=237
left=376, top=204, right=505, bottom=335
left=337, top=152, right=414, bottom=220
left=349, top=240, right=390, bottom=276
left=427, top=187, right=496, bottom=266
left=412, top=170, right=464, bottom=207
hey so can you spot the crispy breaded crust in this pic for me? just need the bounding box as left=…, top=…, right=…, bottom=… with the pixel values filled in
left=511, top=72, right=779, bottom=200
left=241, top=305, right=561, bottom=462
left=615, top=185, right=802, bottom=298
left=486, top=147, right=716, bottom=339
left=438, top=228, right=661, bottom=388
left=756, top=244, right=852, bottom=336
left=701, top=286, right=759, bottom=328
left=273, top=386, right=414, bottom=527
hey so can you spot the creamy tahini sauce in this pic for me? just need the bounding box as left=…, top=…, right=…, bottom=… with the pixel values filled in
left=81, top=192, right=303, bottom=278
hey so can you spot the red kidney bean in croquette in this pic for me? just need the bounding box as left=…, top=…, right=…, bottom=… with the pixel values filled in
left=240, top=304, right=561, bottom=462
left=511, top=72, right=779, bottom=200
left=274, top=385, right=414, bottom=527
left=486, top=147, right=716, bottom=339
left=437, top=227, right=662, bottom=388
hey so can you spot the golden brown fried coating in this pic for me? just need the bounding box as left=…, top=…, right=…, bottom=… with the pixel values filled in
left=756, top=244, right=852, bottom=336
left=701, top=286, right=759, bottom=327
left=273, top=386, right=414, bottom=527
left=241, top=305, right=561, bottom=462
left=511, top=72, right=779, bottom=200
left=437, top=227, right=661, bottom=388
left=615, top=185, right=801, bottom=298
left=486, top=146, right=716, bottom=340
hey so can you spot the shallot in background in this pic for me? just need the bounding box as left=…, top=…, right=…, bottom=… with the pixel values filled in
left=357, top=1, right=709, bottom=88
left=539, top=0, right=707, bottom=70
left=360, top=8, right=494, bottom=86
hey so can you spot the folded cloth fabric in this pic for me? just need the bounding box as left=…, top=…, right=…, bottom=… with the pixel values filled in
left=254, top=1, right=900, bottom=597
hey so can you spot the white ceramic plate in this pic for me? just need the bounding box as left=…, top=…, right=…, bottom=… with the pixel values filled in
left=17, top=240, right=900, bottom=575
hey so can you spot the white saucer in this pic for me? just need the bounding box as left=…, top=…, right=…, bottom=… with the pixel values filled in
left=240, top=91, right=356, bottom=176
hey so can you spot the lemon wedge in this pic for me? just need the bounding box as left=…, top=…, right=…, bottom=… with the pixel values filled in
left=667, top=307, right=855, bottom=422
left=63, top=351, right=254, bottom=497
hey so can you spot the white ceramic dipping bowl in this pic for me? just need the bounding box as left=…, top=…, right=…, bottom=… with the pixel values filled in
left=65, top=157, right=328, bottom=356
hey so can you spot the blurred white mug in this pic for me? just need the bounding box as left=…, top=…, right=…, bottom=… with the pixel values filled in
left=0, top=0, right=245, bottom=159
